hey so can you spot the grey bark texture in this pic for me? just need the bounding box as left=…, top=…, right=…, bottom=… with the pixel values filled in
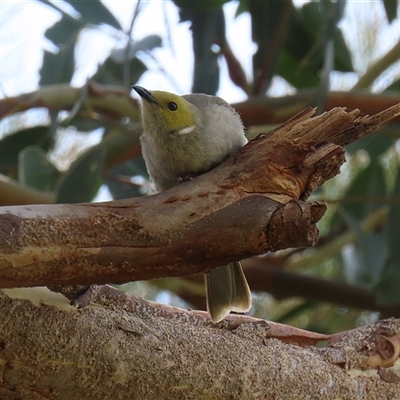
left=0, top=286, right=399, bottom=399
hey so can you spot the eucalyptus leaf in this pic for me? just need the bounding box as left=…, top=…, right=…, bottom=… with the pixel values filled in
left=248, top=0, right=293, bottom=93
left=174, top=0, right=230, bottom=11
left=383, top=166, right=400, bottom=269
left=331, top=162, right=387, bottom=229
left=18, top=146, right=60, bottom=192
left=63, top=0, right=122, bottom=29
left=235, top=0, right=248, bottom=17
left=280, top=0, right=353, bottom=90
left=111, top=35, right=162, bottom=63
left=340, top=210, right=386, bottom=287
left=56, top=145, right=105, bottom=203
left=375, top=166, right=400, bottom=304
left=40, top=16, right=80, bottom=85
left=0, top=126, right=51, bottom=172
left=181, top=8, right=225, bottom=94
left=277, top=49, right=320, bottom=88
left=382, top=0, right=398, bottom=23
left=92, top=56, right=147, bottom=86
left=346, top=131, right=394, bottom=157
left=44, top=16, right=79, bottom=45
left=105, top=158, right=149, bottom=200
left=40, top=49, right=76, bottom=86
left=376, top=260, right=400, bottom=305
left=63, top=117, right=103, bottom=133
left=384, top=78, right=400, bottom=91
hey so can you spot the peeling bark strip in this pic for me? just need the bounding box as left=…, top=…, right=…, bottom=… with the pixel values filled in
left=0, top=106, right=400, bottom=289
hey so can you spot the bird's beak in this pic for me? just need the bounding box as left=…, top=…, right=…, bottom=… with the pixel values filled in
left=131, top=86, right=158, bottom=104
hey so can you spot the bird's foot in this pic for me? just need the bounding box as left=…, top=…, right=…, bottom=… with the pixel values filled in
left=177, top=174, right=195, bottom=185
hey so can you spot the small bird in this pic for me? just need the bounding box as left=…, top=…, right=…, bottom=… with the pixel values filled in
left=132, top=85, right=252, bottom=322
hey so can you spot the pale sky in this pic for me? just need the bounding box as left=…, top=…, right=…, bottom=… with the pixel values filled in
left=0, top=0, right=255, bottom=102
left=1, top=1, right=400, bottom=102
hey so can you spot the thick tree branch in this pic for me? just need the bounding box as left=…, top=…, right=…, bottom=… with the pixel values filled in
left=0, top=82, right=139, bottom=122
left=1, top=106, right=400, bottom=289
left=1, top=106, right=400, bottom=399
left=0, top=286, right=399, bottom=399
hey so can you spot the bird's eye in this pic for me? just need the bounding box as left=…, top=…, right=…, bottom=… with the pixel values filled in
left=167, top=102, right=178, bottom=111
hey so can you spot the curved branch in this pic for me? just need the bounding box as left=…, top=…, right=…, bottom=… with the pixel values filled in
left=0, top=287, right=399, bottom=399
left=0, top=106, right=399, bottom=289
left=0, top=81, right=139, bottom=122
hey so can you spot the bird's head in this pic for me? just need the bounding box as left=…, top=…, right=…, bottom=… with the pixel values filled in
left=132, top=86, right=199, bottom=136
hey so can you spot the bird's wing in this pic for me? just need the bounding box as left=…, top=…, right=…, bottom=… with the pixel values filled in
left=140, top=134, right=176, bottom=192
left=182, top=93, right=234, bottom=111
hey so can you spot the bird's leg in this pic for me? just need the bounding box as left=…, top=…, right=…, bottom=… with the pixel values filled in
left=48, top=284, right=102, bottom=308
left=176, top=174, right=196, bottom=185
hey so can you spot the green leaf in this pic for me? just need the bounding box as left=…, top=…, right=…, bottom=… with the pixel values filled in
left=0, top=126, right=52, bottom=172
left=174, top=0, right=230, bottom=11
left=346, top=131, right=394, bottom=158
left=387, top=169, right=400, bottom=272
left=377, top=167, right=400, bottom=304
left=276, top=301, right=317, bottom=324
left=279, top=1, right=353, bottom=89
left=101, top=128, right=142, bottom=168
left=277, top=49, right=320, bottom=88
left=248, top=0, right=293, bottom=93
left=180, top=8, right=225, bottom=94
left=41, top=0, right=122, bottom=30
left=330, top=161, right=387, bottom=235
left=235, top=0, right=248, bottom=17
left=40, top=48, right=76, bottom=85
left=340, top=210, right=386, bottom=287
left=56, top=145, right=105, bottom=203
left=18, top=146, right=60, bottom=192
left=337, top=162, right=387, bottom=223
left=105, top=158, right=149, bottom=200
left=299, top=2, right=351, bottom=72
left=40, top=17, right=80, bottom=85
left=40, top=21, right=79, bottom=85
left=61, top=117, right=103, bottom=133
left=192, top=53, right=220, bottom=94
left=68, top=0, right=122, bottom=29
left=44, top=16, right=80, bottom=45
left=111, top=35, right=162, bottom=63
left=382, top=0, right=398, bottom=23
left=92, top=56, right=147, bottom=86
left=376, top=260, right=400, bottom=305
left=384, top=77, right=400, bottom=91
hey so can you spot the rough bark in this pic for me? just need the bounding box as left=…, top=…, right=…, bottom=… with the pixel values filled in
left=1, top=105, right=400, bottom=399
left=0, top=286, right=399, bottom=400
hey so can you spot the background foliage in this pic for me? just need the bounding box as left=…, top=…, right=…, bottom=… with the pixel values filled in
left=2, top=0, right=400, bottom=333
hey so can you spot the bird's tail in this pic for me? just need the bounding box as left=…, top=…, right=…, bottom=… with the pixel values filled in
left=205, top=261, right=252, bottom=322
